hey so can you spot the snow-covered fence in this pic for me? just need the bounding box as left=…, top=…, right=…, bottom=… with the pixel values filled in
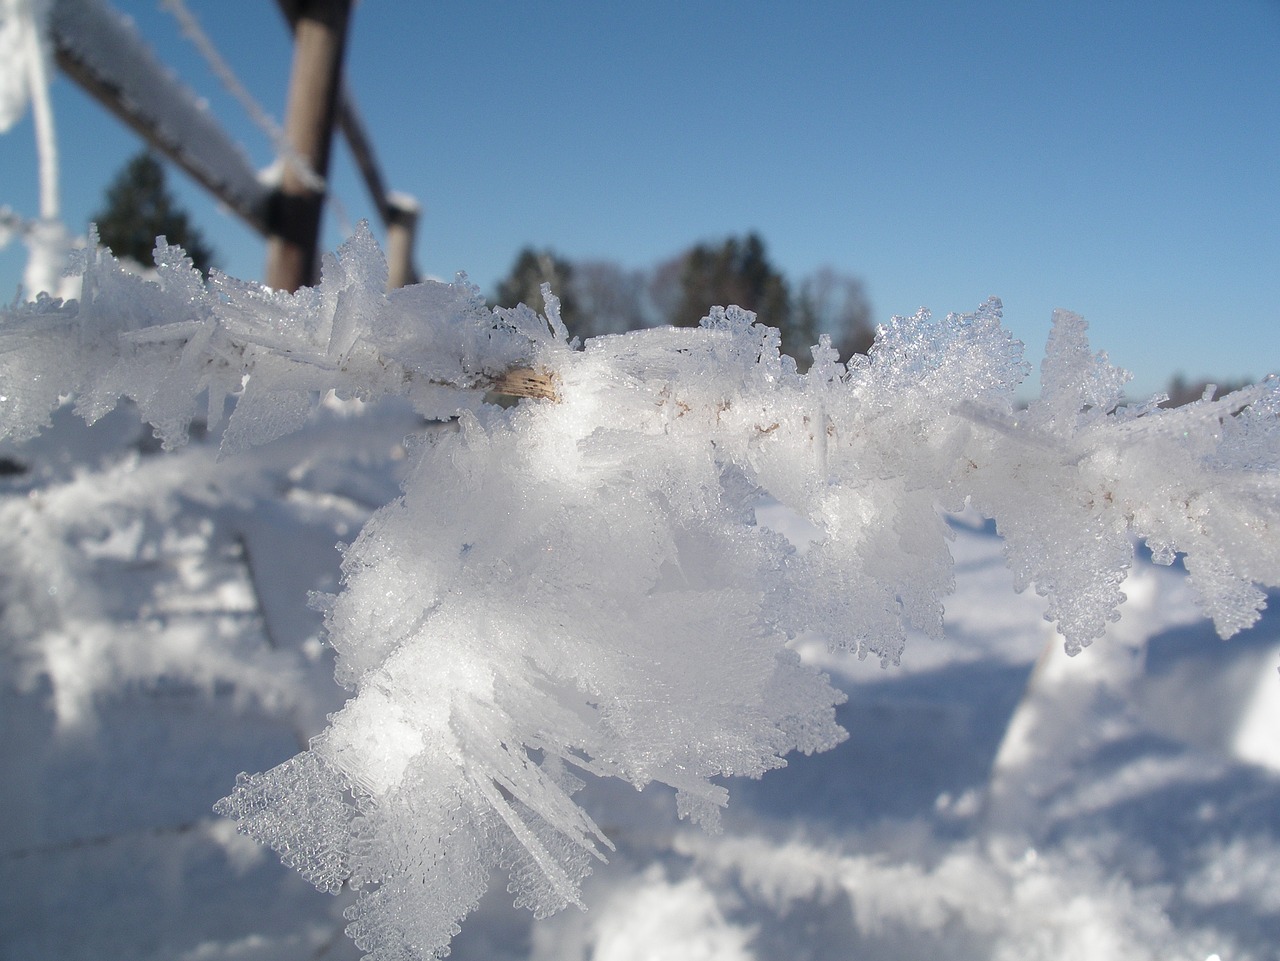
left=20, top=0, right=419, bottom=290
left=1, top=228, right=1277, bottom=960
left=50, top=0, right=271, bottom=235
left=274, top=0, right=418, bottom=287
left=262, top=0, right=351, bottom=291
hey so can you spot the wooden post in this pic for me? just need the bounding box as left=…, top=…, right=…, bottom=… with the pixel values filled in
left=385, top=195, right=420, bottom=290
left=265, top=0, right=352, bottom=292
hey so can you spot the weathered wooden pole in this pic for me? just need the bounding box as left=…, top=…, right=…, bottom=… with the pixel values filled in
left=385, top=195, right=420, bottom=289
left=276, top=1, right=423, bottom=286
left=265, top=0, right=352, bottom=292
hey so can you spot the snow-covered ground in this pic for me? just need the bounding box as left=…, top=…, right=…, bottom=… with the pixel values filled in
left=1, top=398, right=1277, bottom=961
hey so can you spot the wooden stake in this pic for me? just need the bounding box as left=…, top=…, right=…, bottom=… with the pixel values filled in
left=385, top=196, right=420, bottom=289
left=265, top=0, right=352, bottom=292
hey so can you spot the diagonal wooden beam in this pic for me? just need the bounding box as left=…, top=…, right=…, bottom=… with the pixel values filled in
left=276, top=0, right=419, bottom=287
left=51, top=0, right=271, bottom=235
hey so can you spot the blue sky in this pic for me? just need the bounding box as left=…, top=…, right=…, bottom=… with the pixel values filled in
left=2, top=0, right=1277, bottom=398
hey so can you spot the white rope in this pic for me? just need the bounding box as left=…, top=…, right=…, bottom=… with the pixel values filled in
left=17, top=0, right=70, bottom=299
left=159, top=0, right=326, bottom=192
left=13, top=0, right=58, bottom=222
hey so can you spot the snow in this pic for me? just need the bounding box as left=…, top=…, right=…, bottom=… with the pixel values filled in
left=5, top=455, right=1276, bottom=959
left=1, top=230, right=1279, bottom=960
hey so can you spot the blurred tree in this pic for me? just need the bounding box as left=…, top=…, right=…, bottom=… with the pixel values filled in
left=497, top=237, right=875, bottom=369
left=670, top=233, right=790, bottom=338
left=647, top=252, right=685, bottom=331
left=794, top=267, right=875, bottom=363
left=92, top=151, right=216, bottom=273
left=493, top=247, right=582, bottom=337
left=568, top=260, right=650, bottom=337
left=1161, top=373, right=1252, bottom=408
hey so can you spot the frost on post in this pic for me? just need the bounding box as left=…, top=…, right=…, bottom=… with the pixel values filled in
left=2, top=226, right=1278, bottom=960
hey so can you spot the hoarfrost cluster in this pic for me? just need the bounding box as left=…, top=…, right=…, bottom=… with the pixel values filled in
left=2, top=226, right=1277, bottom=960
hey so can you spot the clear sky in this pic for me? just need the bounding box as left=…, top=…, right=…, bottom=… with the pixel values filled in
left=2, top=0, right=1277, bottom=398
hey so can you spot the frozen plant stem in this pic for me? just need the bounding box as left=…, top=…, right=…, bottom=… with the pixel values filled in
left=488, top=367, right=560, bottom=402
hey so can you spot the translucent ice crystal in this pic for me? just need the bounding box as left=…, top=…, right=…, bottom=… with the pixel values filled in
left=3, top=232, right=1277, bottom=961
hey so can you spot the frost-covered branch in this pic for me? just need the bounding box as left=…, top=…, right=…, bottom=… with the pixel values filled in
left=0, top=225, right=568, bottom=455
left=2, top=226, right=1277, bottom=961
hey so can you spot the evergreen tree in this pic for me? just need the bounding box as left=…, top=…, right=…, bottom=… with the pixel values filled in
left=495, top=237, right=873, bottom=370
left=92, top=151, right=216, bottom=273
left=794, top=267, right=875, bottom=362
left=568, top=260, right=650, bottom=337
left=493, top=247, right=581, bottom=337
left=671, top=233, right=790, bottom=335
left=671, top=232, right=845, bottom=364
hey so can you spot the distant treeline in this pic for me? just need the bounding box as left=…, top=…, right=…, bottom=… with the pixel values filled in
left=1161, top=373, right=1256, bottom=408
left=491, top=232, right=874, bottom=368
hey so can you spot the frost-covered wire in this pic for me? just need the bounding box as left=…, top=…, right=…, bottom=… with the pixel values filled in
left=0, top=224, right=566, bottom=454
